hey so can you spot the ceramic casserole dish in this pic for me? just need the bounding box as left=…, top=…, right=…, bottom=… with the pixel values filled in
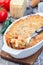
left=2, top=13, right=43, bottom=59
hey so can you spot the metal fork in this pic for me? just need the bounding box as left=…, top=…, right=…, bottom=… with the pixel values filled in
left=26, top=26, right=43, bottom=46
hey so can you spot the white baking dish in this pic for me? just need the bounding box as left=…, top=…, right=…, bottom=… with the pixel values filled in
left=2, top=13, right=43, bottom=59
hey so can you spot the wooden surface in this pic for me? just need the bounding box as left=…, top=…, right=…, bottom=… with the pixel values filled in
left=0, top=47, right=43, bottom=65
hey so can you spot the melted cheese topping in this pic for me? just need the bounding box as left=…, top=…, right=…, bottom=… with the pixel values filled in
left=5, top=15, right=43, bottom=49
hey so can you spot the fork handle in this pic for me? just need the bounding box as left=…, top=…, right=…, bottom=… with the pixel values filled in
left=35, top=26, right=43, bottom=34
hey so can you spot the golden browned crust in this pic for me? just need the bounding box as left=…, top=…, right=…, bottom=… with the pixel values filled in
left=5, top=15, right=43, bottom=49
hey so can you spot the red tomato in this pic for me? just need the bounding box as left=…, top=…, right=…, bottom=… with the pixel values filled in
left=0, top=0, right=10, bottom=11
left=0, top=0, right=5, bottom=5
left=0, top=8, right=8, bottom=23
left=4, top=0, right=10, bottom=11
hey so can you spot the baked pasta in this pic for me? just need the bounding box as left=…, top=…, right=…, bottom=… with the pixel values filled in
left=5, top=15, right=43, bottom=49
